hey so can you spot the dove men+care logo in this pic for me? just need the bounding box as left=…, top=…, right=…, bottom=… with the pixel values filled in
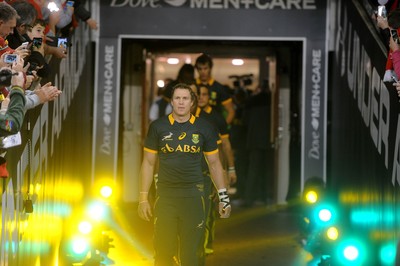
left=109, top=0, right=317, bottom=9
left=100, top=45, right=115, bottom=155
left=308, top=49, right=322, bottom=160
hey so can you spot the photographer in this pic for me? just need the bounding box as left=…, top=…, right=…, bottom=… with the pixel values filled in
left=0, top=68, right=26, bottom=136
left=24, top=19, right=50, bottom=78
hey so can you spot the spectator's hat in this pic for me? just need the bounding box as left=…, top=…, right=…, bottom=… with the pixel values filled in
left=0, top=38, right=14, bottom=56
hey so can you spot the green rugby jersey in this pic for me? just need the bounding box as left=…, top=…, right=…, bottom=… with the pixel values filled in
left=144, top=114, right=219, bottom=197
left=194, top=106, right=229, bottom=141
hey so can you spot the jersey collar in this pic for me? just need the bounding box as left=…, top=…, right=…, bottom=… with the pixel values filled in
left=194, top=106, right=212, bottom=117
left=196, top=78, right=215, bottom=86
left=168, top=113, right=196, bottom=125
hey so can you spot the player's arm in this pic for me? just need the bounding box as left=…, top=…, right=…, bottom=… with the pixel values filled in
left=222, top=100, right=235, bottom=125
left=137, top=149, right=157, bottom=221
left=221, top=135, right=237, bottom=185
left=206, top=151, right=231, bottom=218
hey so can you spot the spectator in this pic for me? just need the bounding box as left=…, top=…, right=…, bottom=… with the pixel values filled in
left=387, top=8, right=400, bottom=79
left=0, top=2, right=18, bottom=40
left=6, top=0, right=37, bottom=49
left=0, top=68, right=28, bottom=135
left=24, top=18, right=51, bottom=78
left=59, top=0, right=98, bottom=37
left=373, top=3, right=400, bottom=81
left=0, top=41, right=60, bottom=110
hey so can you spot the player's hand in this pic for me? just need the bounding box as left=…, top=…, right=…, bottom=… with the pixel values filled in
left=219, top=202, right=231, bottom=218
left=228, top=170, right=237, bottom=185
left=138, top=201, right=152, bottom=221
left=218, top=188, right=231, bottom=218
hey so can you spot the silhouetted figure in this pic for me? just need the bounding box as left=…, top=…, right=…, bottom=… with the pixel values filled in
left=243, top=83, right=274, bottom=206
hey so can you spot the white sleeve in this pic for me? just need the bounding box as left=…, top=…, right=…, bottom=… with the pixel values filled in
left=149, top=102, right=159, bottom=122
left=24, top=92, right=40, bottom=111
left=165, top=103, right=172, bottom=115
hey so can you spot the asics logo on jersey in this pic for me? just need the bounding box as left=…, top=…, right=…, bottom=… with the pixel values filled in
left=162, top=132, right=173, bottom=141
left=178, top=132, right=186, bottom=140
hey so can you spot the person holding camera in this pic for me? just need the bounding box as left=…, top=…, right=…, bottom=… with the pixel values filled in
left=138, top=83, right=231, bottom=266
left=0, top=2, right=30, bottom=60
left=0, top=51, right=60, bottom=110
left=0, top=68, right=27, bottom=136
left=6, top=1, right=37, bottom=50
left=24, top=18, right=50, bottom=78
left=386, top=9, right=400, bottom=80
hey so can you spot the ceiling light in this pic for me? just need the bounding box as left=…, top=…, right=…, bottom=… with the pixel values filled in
left=232, top=59, right=244, bottom=66
left=157, top=80, right=165, bottom=88
left=167, top=58, right=179, bottom=65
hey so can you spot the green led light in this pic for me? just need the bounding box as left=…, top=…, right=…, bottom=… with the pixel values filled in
left=380, top=242, right=396, bottom=265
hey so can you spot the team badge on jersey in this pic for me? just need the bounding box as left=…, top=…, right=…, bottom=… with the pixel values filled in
left=162, top=132, right=173, bottom=141
left=192, top=134, right=199, bottom=144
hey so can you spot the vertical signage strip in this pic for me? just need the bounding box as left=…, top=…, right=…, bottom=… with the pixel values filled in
left=92, top=38, right=120, bottom=182
left=302, top=39, right=327, bottom=189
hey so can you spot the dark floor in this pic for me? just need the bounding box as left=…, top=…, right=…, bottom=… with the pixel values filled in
left=106, top=201, right=316, bottom=266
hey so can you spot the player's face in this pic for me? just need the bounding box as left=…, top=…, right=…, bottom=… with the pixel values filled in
left=171, top=88, right=193, bottom=117
left=197, top=86, right=209, bottom=108
left=196, top=63, right=211, bottom=82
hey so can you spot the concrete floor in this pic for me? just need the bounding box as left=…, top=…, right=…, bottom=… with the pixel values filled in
left=106, top=201, right=316, bottom=266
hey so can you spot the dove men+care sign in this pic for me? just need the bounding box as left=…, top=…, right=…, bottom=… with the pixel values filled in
left=94, top=0, right=328, bottom=188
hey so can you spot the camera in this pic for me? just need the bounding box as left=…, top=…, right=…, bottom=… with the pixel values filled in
left=57, top=37, right=69, bottom=48
left=378, top=5, right=387, bottom=18
left=26, top=62, right=38, bottom=75
left=4, top=54, right=18, bottom=64
left=391, top=29, right=399, bottom=44
left=45, top=37, right=70, bottom=48
left=0, top=68, right=14, bottom=87
left=20, top=42, right=29, bottom=49
left=32, top=37, right=42, bottom=49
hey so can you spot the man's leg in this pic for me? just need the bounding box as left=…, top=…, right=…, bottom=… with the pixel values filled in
left=179, top=196, right=205, bottom=266
left=154, top=197, right=179, bottom=266
left=205, top=191, right=217, bottom=253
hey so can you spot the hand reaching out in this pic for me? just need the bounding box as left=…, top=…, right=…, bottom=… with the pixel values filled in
left=34, top=82, right=62, bottom=103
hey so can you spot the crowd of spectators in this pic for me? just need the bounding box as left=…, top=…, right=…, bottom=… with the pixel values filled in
left=368, top=0, right=400, bottom=97
left=0, top=0, right=97, bottom=176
